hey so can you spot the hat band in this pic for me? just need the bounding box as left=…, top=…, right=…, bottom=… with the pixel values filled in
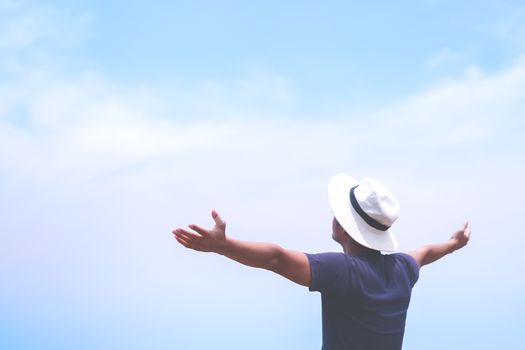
left=349, top=186, right=391, bottom=231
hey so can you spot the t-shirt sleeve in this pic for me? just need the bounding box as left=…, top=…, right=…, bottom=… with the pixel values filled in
left=398, top=253, right=420, bottom=286
left=305, top=252, right=349, bottom=293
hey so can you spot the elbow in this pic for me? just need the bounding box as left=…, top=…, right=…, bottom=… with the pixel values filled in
left=267, top=245, right=285, bottom=272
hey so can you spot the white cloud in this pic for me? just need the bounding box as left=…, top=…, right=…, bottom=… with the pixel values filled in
left=2, top=4, right=525, bottom=350
left=0, top=8, right=57, bottom=50
left=424, top=48, right=466, bottom=70
left=1, top=51, right=524, bottom=269
left=1, top=4, right=524, bottom=349
left=0, top=1, right=91, bottom=76
left=490, top=6, right=525, bottom=50
left=367, top=55, right=525, bottom=151
left=1, top=49, right=524, bottom=198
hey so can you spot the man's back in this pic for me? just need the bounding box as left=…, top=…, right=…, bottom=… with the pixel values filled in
left=307, top=251, right=420, bottom=350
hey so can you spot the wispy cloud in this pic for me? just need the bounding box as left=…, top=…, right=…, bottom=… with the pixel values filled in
left=2, top=45, right=524, bottom=191
left=490, top=5, right=525, bottom=50
left=424, top=48, right=466, bottom=70
left=1, top=46, right=524, bottom=263
left=1, top=3, right=525, bottom=349
left=0, top=0, right=91, bottom=76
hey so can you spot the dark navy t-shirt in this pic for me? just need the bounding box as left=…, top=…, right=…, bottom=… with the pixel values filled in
left=306, top=251, right=419, bottom=350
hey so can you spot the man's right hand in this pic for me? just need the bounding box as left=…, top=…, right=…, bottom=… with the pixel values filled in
left=172, top=210, right=227, bottom=253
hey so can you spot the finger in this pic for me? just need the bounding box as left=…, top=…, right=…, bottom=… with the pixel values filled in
left=212, top=210, right=226, bottom=227
left=465, top=225, right=471, bottom=239
left=463, top=221, right=471, bottom=235
left=174, top=227, right=200, bottom=238
left=189, top=224, right=211, bottom=237
left=174, top=230, right=201, bottom=247
left=175, top=235, right=192, bottom=248
left=175, top=228, right=202, bottom=241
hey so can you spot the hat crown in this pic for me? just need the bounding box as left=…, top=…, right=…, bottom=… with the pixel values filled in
left=354, top=178, right=400, bottom=227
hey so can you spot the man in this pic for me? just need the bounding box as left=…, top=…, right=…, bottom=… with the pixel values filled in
left=173, top=173, right=470, bottom=349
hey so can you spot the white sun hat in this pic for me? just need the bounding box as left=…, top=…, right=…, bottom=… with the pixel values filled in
left=328, top=173, right=400, bottom=252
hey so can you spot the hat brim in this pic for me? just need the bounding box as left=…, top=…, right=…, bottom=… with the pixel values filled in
left=328, top=173, right=398, bottom=252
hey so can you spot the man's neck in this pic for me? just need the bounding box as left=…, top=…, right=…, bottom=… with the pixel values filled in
left=342, top=238, right=376, bottom=256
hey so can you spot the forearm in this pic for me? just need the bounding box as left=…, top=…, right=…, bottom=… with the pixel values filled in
left=216, top=237, right=283, bottom=271
left=409, top=222, right=471, bottom=267
left=419, top=240, right=458, bottom=266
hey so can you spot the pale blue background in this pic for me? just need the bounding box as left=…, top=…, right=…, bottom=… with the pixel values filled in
left=1, top=0, right=524, bottom=349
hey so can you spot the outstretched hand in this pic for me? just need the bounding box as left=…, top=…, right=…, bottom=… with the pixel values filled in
left=450, top=221, right=471, bottom=250
left=172, top=210, right=227, bottom=253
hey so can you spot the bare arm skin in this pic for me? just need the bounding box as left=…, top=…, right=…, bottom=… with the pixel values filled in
left=408, top=222, right=471, bottom=267
left=172, top=210, right=311, bottom=287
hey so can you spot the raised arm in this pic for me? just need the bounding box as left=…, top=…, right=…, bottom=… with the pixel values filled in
left=408, top=222, right=471, bottom=268
left=172, top=210, right=311, bottom=287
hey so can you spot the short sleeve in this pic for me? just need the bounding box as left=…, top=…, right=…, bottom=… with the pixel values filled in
left=305, top=252, right=350, bottom=293
left=397, top=253, right=420, bottom=286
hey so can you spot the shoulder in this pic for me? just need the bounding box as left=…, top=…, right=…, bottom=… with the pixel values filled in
left=306, top=252, right=348, bottom=262
left=306, top=252, right=356, bottom=292
left=306, top=252, right=358, bottom=269
left=391, top=252, right=420, bottom=285
left=393, top=252, right=418, bottom=265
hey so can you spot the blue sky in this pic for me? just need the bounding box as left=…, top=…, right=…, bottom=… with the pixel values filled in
left=1, top=0, right=524, bottom=349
